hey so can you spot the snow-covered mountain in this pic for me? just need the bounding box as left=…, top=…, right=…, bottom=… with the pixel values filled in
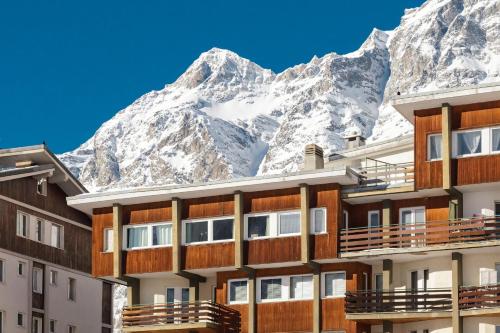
left=60, top=0, right=500, bottom=192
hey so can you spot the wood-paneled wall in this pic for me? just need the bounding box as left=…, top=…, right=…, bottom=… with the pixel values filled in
left=257, top=301, right=313, bottom=332
left=182, top=242, right=235, bottom=269
left=124, top=247, right=173, bottom=274
left=183, top=195, right=234, bottom=219
left=311, top=184, right=341, bottom=260
left=245, top=236, right=301, bottom=265
left=92, top=207, right=113, bottom=276
left=244, top=188, right=301, bottom=213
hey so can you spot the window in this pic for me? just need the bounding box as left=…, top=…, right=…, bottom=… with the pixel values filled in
left=212, top=218, right=233, bottom=241
left=49, top=270, right=57, bottom=285
left=152, top=224, right=172, bottom=246
left=35, top=218, right=44, bottom=242
left=17, top=211, right=29, bottom=237
left=247, top=215, right=269, bottom=239
left=49, top=320, right=56, bottom=333
left=311, top=208, right=326, bottom=234
left=290, top=275, right=313, bottom=300
left=0, top=259, right=4, bottom=283
left=68, top=278, right=76, bottom=301
left=36, top=177, right=47, bottom=196
left=185, top=221, right=208, bottom=243
left=228, top=279, right=248, bottom=304
left=428, top=134, right=442, bottom=160
left=103, top=228, right=113, bottom=252
left=32, top=317, right=43, bottom=333
left=0, top=311, right=3, bottom=333
left=181, top=288, right=189, bottom=302
left=32, top=267, right=43, bottom=294
left=400, top=207, right=425, bottom=225
left=166, top=288, right=175, bottom=303
left=480, top=268, right=498, bottom=286
left=17, top=312, right=25, bottom=327
left=456, top=130, right=482, bottom=156
left=368, top=210, right=380, bottom=229
left=496, top=326, right=500, bottom=333
left=493, top=128, right=500, bottom=153
left=18, top=261, right=26, bottom=277
left=278, top=212, right=300, bottom=235
left=68, top=325, right=76, bottom=333
left=126, top=226, right=148, bottom=249
left=124, top=223, right=172, bottom=250
left=323, top=272, right=346, bottom=298
left=375, top=273, right=383, bottom=291
left=260, top=278, right=282, bottom=301
left=342, top=210, right=349, bottom=229
left=50, top=223, right=63, bottom=249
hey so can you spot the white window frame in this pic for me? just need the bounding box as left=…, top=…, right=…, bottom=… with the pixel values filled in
left=244, top=210, right=301, bottom=240
left=399, top=206, right=426, bottom=225
left=277, top=211, right=301, bottom=237
left=256, top=274, right=313, bottom=303
left=289, top=274, right=313, bottom=300
left=182, top=217, right=234, bottom=245
left=17, top=211, right=29, bottom=238
left=49, top=270, right=57, bottom=286
left=368, top=210, right=380, bottom=229
left=103, top=228, right=113, bottom=252
left=32, top=316, right=43, bottom=333
left=50, top=222, right=64, bottom=249
left=123, top=222, right=173, bottom=250
left=32, top=267, right=43, bottom=294
left=68, top=277, right=76, bottom=301
left=227, top=278, right=249, bottom=305
left=310, top=207, right=327, bottom=234
left=491, top=126, right=500, bottom=154
left=18, top=261, right=26, bottom=277
left=452, top=128, right=488, bottom=158
left=17, top=312, right=25, bottom=327
left=321, top=271, right=347, bottom=299
left=427, top=133, right=443, bottom=161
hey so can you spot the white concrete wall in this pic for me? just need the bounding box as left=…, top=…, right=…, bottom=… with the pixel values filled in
left=464, top=316, right=500, bottom=333
left=371, top=319, right=452, bottom=333
left=140, top=275, right=217, bottom=304
left=462, top=252, right=500, bottom=286
left=0, top=251, right=30, bottom=333
left=463, top=189, right=500, bottom=218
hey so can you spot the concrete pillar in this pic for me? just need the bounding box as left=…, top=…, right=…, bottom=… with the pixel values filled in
left=382, top=259, right=393, bottom=291
left=172, top=197, right=182, bottom=274
left=234, top=191, right=244, bottom=269
left=300, top=184, right=310, bottom=264
left=189, top=279, right=200, bottom=303
left=112, top=203, right=123, bottom=279
left=382, top=320, right=393, bottom=333
left=247, top=270, right=256, bottom=333
left=442, top=103, right=452, bottom=190
left=126, top=278, right=140, bottom=306
left=312, top=265, right=321, bottom=333
left=452, top=252, right=463, bottom=333
left=382, top=200, right=392, bottom=239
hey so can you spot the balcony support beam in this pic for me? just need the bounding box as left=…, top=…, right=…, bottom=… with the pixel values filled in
left=234, top=191, right=244, bottom=269
left=311, top=262, right=321, bottom=333
left=383, top=259, right=393, bottom=291
left=172, top=197, right=182, bottom=274
left=245, top=267, right=257, bottom=333
left=447, top=187, right=463, bottom=220
left=382, top=200, right=392, bottom=240
left=112, top=203, right=123, bottom=279
left=452, top=252, right=463, bottom=333
left=442, top=103, right=452, bottom=190
left=300, top=183, right=311, bottom=264
left=123, top=276, right=140, bottom=306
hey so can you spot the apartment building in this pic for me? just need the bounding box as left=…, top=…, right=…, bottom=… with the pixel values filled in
left=66, top=82, right=500, bottom=333
left=0, top=146, right=113, bottom=333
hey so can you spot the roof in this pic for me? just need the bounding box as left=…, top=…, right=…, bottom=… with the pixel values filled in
left=0, top=145, right=87, bottom=196
left=391, top=82, right=500, bottom=123
left=67, top=167, right=358, bottom=215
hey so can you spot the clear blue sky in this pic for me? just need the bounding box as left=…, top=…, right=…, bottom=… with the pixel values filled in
left=0, top=0, right=425, bottom=153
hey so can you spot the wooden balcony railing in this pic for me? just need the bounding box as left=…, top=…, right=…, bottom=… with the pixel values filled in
left=460, top=284, right=500, bottom=310
left=345, top=289, right=452, bottom=314
left=341, top=217, right=500, bottom=253
left=357, top=159, right=414, bottom=187
left=122, top=301, right=241, bottom=332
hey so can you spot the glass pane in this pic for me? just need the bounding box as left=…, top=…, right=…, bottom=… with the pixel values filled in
left=415, top=208, right=425, bottom=224
left=261, top=278, right=281, bottom=300
left=369, top=212, right=379, bottom=228
left=314, top=209, right=325, bottom=233
left=181, top=288, right=189, bottom=302
left=290, top=275, right=312, bottom=299
left=152, top=225, right=172, bottom=246
left=375, top=274, right=383, bottom=291
left=325, top=272, right=345, bottom=297
left=248, top=216, right=269, bottom=238
left=429, top=135, right=442, bottom=160
left=494, top=129, right=500, bottom=152
left=279, top=213, right=300, bottom=235
left=458, top=131, right=481, bottom=155
left=127, top=227, right=148, bottom=248
left=51, top=225, right=61, bottom=248
left=185, top=221, right=208, bottom=243
left=166, top=288, right=175, bottom=303
left=213, top=219, right=234, bottom=241
left=230, top=280, right=247, bottom=302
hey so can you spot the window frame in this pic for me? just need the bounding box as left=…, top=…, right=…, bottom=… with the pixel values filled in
left=256, top=274, right=313, bottom=303
left=427, top=133, right=443, bottom=161
left=103, top=228, right=113, bottom=253
left=245, top=213, right=272, bottom=240
left=182, top=217, right=235, bottom=245
left=17, top=211, right=29, bottom=238
left=17, top=312, right=25, bottom=328
left=49, top=270, right=58, bottom=286
left=257, top=277, right=284, bottom=303
left=34, top=218, right=45, bottom=243
left=277, top=211, right=301, bottom=237
left=244, top=210, right=302, bottom=240
left=367, top=210, right=380, bottom=229
left=399, top=206, right=426, bottom=225
left=50, top=222, right=64, bottom=249
left=310, top=207, right=327, bottom=235
left=321, top=271, right=347, bottom=299
left=68, top=325, right=77, bottom=333
left=0, top=259, right=4, bottom=284
left=491, top=126, right=500, bottom=154
left=0, top=311, right=3, bottom=333
left=452, top=128, right=488, bottom=158
left=32, top=316, right=43, bottom=333
left=123, top=222, right=173, bottom=250
left=49, top=320, right=56, bottom=333
left=227, top=278, right=249, bottom=305
left=18, top=261, right=26, bottom=277
left=32, top=267, right=43, bottom=294
left=289, top=274, right=313, bottom=300
left=68, top=277, right=76, bottom=302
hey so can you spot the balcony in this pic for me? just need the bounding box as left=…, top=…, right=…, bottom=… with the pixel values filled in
left=345, top=289, right=452, bottom=323
left=340, top=217, right=500, bottom=256
left=460, top=284, right=500, bottom=316
left=122, top=301, right=241, bottom=332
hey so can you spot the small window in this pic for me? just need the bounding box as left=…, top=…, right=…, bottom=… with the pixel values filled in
left=50, top=223, right=63, bottom=249
left=68, top=278, right=76, bottom=301
left=32, top=317, right=43, bottom=333
left=0, top=259, right=4, bottom=283
left=260, top=278, right=282, bottom=301
left=68, top=325, right=76, bottom=333
left=185, top=221, right=208, bottom=244
left=49, top=320, right=56, bottom=333
left=278, top=212, right=300, bottom=235
left=152, top=224, right=172, bottom=246
left=126, top=226, right=148, bottom=249
left=103, top=229, right=113, bottom=252
left=49, top=270, right=58, bottom=286
left=18, top=262, right=26, bottom=277
left=36, top=177, right=47, bottom=196
left=457, top=130, right=482, bottom=156
left=32, top=267, right=43, bottom=294
left=427, top=134, right=442, bottom=161
left=212, top=218, right=234, bottom=241
left=17, top=212, right=29, bottom=237
left=166, top=288, right=175, bottom=303
left=342, top=210, right=349, bottom=229
left=492, top=128, right=500, bottom=153
left=324, top=272, right=346, bottom=298
left=247, top=215, right=269, bottom=239
left=17, top=312, right=25, bottom=327
left=229, top=279, right=248, bottom=304
left=368, top=211, right=380, bottom=229
left=35, top=219, right=44, bottom=242
left=290, top=275, right=313, bottom=300
left=0, top=311, right=3, bottom=333
left=311, top=208, right=326, bottom=234
left=181, top=288, right=189, bottom=302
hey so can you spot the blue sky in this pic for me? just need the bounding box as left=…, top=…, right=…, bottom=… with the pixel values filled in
left=0, top=0, right=425, bottom=153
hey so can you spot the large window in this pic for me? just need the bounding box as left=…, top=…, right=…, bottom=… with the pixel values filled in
left=323, top=271, right=346, bottom=298
left=256, top=274, right=313, bottom=303
left=427, top=133, right=442, bottom=161
left=457, top=130, right=482, bottom=156
left=311, top=208, right=327, bottom=234
left=400, top=207, right=425, bottom=225
left=260, top=278, right=282, bottom=301
left=247, top=215, right=269, bottom=239
left=228, top=279, right=248, bottom=304
left=278, top=212, right=300, bottom=235
left=183, top=217, right=234, bottom=245
left=16, top=211, right=63, bottom=249
left=32, top=267, right=43, bottom=294
left=124, top=223, right=172, bottom=250
left=290, top=275, right=312, bottom=300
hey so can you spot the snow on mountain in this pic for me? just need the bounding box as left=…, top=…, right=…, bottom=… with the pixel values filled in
left=59, top=0, right=500, bottom=192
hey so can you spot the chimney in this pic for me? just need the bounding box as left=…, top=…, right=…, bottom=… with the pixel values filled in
left=344, top=132, right=366, bottom=150
left=15, top=160, right=33, bottom=168
left=304, top=144, right=324, bottom=170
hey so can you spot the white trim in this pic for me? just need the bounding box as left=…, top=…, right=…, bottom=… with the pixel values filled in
left=321, top=271, right=347, bottom=299
left=103, top=228, right=113, bottom=253
left=0, top=194, right=91, bottom=231
left=123, top=222, right=173, bottom=250
left=452, top=128, right=486, bottom=158
left=427, top=133, right=443, bottom=161
left=310, top=207, right=327, bottom=234
left=227, top=278, right=249, bottom=304
left=244, top=210, right=301, bottom=240
left=256, top=273, right=313, bottom=303
left=277, top=211, right=301, bottom=236
left=182, top=216, right=234, bottom=245
left=399, top=206, right=426, bottom=225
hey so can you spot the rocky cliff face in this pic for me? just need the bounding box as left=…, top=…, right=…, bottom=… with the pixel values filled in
left=60, top=0, right=500, bottom=192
